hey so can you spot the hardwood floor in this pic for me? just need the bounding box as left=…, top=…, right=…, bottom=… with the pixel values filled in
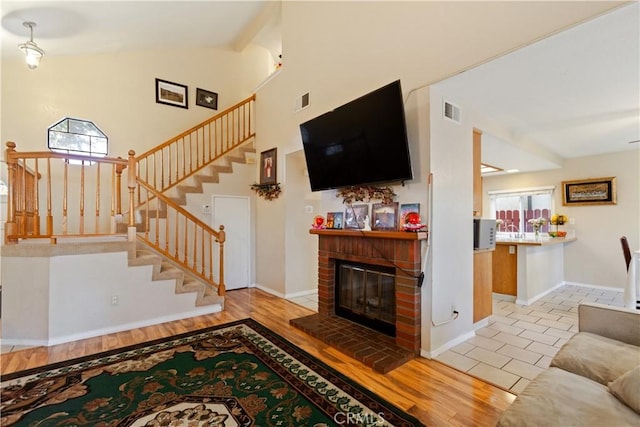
left=0, top=288, right=515, bottom=426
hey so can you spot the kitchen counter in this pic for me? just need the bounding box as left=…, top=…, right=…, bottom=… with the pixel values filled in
left=496, top=236, right=576, bottom=246
left=494, top=235, right=577, bottom=305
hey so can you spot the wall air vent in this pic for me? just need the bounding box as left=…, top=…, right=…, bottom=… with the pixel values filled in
left=294, top=92, right=310, bottom=112
left=443, top=100, right=461, bottom=124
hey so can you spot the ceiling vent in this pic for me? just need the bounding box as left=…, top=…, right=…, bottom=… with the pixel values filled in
left=443, top=100, right=461, bottom=124
left=294, top=92, right=310, bottom=112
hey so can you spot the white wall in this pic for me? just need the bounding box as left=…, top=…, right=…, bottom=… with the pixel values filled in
left=1, top=46, right=271, bottom=157
left=484, top=150, right=640, bottom=289
left=2, top=249, right=221, bottom=346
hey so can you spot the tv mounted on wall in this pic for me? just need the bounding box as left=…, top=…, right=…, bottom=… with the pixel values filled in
left=299, top=80, right=413, bottom=192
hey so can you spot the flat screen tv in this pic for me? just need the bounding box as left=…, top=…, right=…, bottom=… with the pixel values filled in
left=299, top=80, right=413, bottom=191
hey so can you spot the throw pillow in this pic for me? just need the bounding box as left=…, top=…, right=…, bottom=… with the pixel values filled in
left=608, top=365, right=640, bottom=414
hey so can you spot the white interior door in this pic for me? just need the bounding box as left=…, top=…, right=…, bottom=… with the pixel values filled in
left=212, top=195, right=250, bottom=290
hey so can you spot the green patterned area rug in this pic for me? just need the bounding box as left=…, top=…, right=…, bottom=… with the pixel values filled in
left=1, top=319, right=423, bottom=426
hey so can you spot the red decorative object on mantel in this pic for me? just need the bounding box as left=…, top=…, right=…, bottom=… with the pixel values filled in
left=402, top=211, right=426, bottom=232
left=311, top=215, right=326, bottom=229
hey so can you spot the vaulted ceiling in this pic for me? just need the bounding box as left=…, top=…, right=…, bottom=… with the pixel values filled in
left=2, top=1, right=637, bottom=175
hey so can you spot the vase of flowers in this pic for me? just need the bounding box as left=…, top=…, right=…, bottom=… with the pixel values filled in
left=528, top=217, right=547, bottom=238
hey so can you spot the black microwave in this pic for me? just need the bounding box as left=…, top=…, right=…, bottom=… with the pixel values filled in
left=474, top=218, right=496, bottom=250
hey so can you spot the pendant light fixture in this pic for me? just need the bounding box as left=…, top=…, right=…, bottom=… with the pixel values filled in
left=18, top=21, right=45, bottom=69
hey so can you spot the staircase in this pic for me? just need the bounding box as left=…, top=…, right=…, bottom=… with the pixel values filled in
left=4, top=95, right=256, bottom=317
left=128, top=242, right=223, bottom=308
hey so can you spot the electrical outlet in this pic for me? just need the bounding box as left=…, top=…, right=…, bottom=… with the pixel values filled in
left=509, top=245, right=516, bottom=254
left=111, top=295, right=119, bottom=306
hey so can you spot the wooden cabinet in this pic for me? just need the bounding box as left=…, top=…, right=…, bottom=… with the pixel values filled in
left=473, top=249, right=493, bottom=323
left=492, top=244, right=517, bottom=296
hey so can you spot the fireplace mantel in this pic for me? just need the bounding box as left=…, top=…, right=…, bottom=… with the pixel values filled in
left=309, top=229, right=427, bottom=240
left=304, top=228, right=424, bottom=357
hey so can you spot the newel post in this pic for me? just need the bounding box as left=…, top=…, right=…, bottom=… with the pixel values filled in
left=217, top=225, right=226, bottom=296
left=4, top=142, right=18, bottom=244
left=115, top=158, right=126, bottom=216
left=127, top=149, right=136, bottom=242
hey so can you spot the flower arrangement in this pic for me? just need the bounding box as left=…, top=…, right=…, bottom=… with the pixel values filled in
left=528, top=217, right=547, bottom=235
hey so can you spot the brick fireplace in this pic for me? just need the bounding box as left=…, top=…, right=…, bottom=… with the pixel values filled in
left=291, top=229, right=425, bottom=372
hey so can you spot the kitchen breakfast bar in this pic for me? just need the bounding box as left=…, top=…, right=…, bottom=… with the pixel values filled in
left=492, top=236, right=577, bottom=305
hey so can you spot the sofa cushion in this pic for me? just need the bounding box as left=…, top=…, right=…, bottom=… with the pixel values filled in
left=550, top=332, right=640, bottom=385
left=608, top=365, right=640, bottom=414
left=497, top=367, right=639, bottom=427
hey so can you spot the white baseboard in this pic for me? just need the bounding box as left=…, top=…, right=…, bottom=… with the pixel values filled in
left=421, top=329, right=476, bottom=359
left=563, top=281, right=624, bottom=292
left=516, top=281, right=565, bottom=306
left=473, top=317, right=490, bottom=330
left=285, top=289, right=317, bottom=299
left=252, top=284, right=286, bottom=298
left=1, top=304, right=222, bottom=347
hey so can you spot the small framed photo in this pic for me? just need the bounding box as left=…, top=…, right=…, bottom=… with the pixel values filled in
left=562, top=177, right=616, bottom=206
left=344, top=204, right=369, bottom=229
left=326, top=212, right=344, bottom=229
left=372, top=202, right=399, bottom=231
left=155, top=78, right=188, bottom=109
left=400, top=203, right=420, bottom=223
left=196, top=88, right=218, bottom=110
left=260, top=148, right=277, bottom=185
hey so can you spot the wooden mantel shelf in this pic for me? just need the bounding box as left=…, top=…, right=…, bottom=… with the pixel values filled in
left=309, top=228, right=427, bottom=240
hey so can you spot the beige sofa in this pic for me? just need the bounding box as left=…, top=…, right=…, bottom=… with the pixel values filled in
left=497, top=302, right=640, bottom=427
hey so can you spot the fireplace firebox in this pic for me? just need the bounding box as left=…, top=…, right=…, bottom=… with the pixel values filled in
left=336, top=261, right=396, bottom=336
left=291, top=229, right=425, bottom=371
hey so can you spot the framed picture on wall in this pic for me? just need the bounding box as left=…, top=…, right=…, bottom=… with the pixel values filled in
left=562, top=177, right=617, bottom=206
left=196, top=88, right=218, bottom=110
left=260, top=148, right=277, bottom=185
left=155, top=78, right=188, bottom=109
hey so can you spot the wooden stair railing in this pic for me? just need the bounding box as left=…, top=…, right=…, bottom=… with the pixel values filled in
left=4, top=95, right=255, bottom=297
left=136, top=94, right=255, bottom=196
left=4, top=141, right=130, bottom=243
left=133, top=179, right=226, bottom=295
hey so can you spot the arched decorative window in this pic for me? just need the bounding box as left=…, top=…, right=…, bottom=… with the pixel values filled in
left=48, top=118, right=108, bottom=159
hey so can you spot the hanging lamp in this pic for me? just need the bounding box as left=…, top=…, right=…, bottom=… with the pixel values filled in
left=18, top=21, right=45, bottom=69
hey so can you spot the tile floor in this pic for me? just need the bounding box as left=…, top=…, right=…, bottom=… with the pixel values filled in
left=435, top=284, right=624, bottom=393
left=289, top=284, right=625, bottom=394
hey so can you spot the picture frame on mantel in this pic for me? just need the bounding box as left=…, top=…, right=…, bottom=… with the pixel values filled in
left=155, top=78, right=188, bottom=109
left=562, top=176, right=617, bottom=206
left=372, top=202, right=399, bottom=231
left=260, top=148, right=277, bottom=185
left=344, top=204, right=369, bottom=229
